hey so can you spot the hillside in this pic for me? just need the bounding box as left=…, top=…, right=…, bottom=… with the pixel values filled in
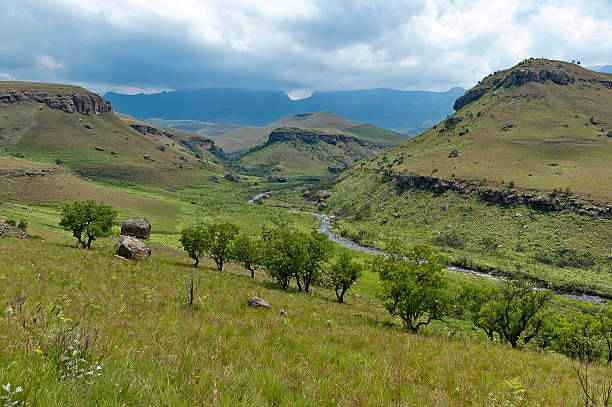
left=217, top=111, right=408, bottom=153
left=275, top=59, right=612, bottom=297
left=235, top=126, right=396, bottom=180
left=364, top=59, right=612, bottom=202
left=1, top=229, right=610, bottom=406
left=0, top=82, right=225, bottom=189
left=104, top=87, right=464, bottom=134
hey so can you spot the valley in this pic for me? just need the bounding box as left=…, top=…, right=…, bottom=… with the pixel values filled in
left=0, top=58, right=611, bottom=406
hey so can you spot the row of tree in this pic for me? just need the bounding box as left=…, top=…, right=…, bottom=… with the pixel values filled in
left=179, top=223, right=363, bottom=303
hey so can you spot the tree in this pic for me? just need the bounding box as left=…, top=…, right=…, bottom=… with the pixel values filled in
left=327, top=253, right=362, bottom=303
left=180, top=226, right=207, bottom=267
left=202, top=222, right=239, bottom=271
left=59, top=200, right=117, bottom=249
left=299, top=231, right=332, bottom=293
left=261, top=228, right=332, bottom=292
left=468, top=280, right=552, bottom=348
left=370, top=241, right=451, bottom=332
left=231, top=234, right=263, bottom=278
left=261, top=228, right=305, bottom=289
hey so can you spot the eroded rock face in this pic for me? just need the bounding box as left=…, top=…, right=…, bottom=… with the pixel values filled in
left=121, top=217, right=151, bottom=239
left=115, top=235, right=151, bottom=260
left=267, top=128, right=389, bottom=149
left=386, top=171, right=611, bottom=218
left=131, top=124, right=161, bottom=136
left=0, top=90, right=112, bottom=115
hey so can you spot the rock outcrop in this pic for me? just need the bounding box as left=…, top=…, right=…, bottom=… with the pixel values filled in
left=267, top=128, right=389, bottom=149
left=179, top=137, right=214, bottom=151
left=130, top=124, right=162, bottom=136
left=115, top=235, right=151, bottom=260
left=386, top=171, right=611, bottom=218
left=120, top=217, right=151, bottom=239
left=0, top=89, right=112, bottom=115
left=247, top=297, right=271, bottom=309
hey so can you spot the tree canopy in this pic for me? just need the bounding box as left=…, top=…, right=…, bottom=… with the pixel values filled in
left=59, top=200, right=117, bottom=249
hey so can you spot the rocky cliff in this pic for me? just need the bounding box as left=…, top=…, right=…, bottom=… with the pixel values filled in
left=0, top=88, right=112, bottom=115
left=267, top=127, right=388, bottom=148
left=386, top=171, right=611, bottom=218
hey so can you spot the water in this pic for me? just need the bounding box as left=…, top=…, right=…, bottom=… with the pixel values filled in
left=247, top=194, right=609, bottom=306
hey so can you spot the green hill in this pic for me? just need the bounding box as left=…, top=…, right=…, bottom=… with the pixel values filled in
left=282, top=59, right=612, bottom=297
left=234, top=127, right=396, bottom=180
left=212, top=111, right=408, bottom=153
left=0, top=82, right=224, bottom=189
left=375, top=59, right=612, bottom=202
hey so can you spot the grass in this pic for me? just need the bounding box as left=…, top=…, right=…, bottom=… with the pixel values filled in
left=1, top=234, right=610, bottom=406
left=367, top=59, right=612, bottom=201
left=264, top=168, right=612, bottom=298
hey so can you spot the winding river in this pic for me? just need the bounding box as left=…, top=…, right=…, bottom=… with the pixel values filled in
left=248, top=193, right=608, bottom=306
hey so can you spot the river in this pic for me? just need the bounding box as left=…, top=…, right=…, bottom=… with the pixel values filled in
left=247, top=193, right=608, bottom=306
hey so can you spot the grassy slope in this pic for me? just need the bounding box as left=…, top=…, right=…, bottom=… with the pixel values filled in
left=212, top=111, right=408, bottom=153
left=266, top=60, right=612, bottom=297
left=381, top=59, right=612, bottom=200
left=1, top=233, right=610, bottom=406
left=235, top=136, right=390, bottom=180
left=0, top=89, right=221, bottom=190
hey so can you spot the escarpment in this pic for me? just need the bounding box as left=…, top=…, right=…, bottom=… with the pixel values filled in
left=385, top=171, right=611, bottom=218
left=267, top=127, right=389, bottom=148
left=0, top=88, right=112, bottom=114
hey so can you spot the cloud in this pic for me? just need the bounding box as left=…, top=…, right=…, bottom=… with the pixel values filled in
left=35, top=54, right=65, bottom=71
left=0, top=72, right=15, bottom=80
left=0, top=0, right=610, bottom=94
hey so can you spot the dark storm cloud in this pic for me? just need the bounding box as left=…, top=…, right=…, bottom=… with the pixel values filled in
left=0, top=0, right=610, bottom=95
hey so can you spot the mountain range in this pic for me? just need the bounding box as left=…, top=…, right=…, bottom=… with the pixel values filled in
left=104, top=87, right=465, bottom=135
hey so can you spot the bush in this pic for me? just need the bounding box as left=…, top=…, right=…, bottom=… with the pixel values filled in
left=533, top=248, right=596, bottom=269
left=370, top=242, right=451, bottom=332
left=434, top=230, right=465, bottom=249
left=5, top=218, right=16, bottom=227
left=17, top=219, right=27, bottom=230
left=59, top=200, right=117, bottom=249
left=479, top=236, right=498, bottom=251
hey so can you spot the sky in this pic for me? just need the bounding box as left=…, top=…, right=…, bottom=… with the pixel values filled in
left=1, top=0, right=611, bottom=97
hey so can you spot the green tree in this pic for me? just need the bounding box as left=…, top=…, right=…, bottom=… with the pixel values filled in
left=299, top=231, right=332, bottom=293
left=202, top=222, right=239, bottom=271
left=231, top=234, right=263, bottom=278
left=59, top=200, right=117, bottom=249
left=468, top=280, right=552, bottom=348
left=370, top=241, right=451, bottom=332
left=180, top=226, right=207, bottom=267
left=327, top=253, right=363, bottom=303
left=261, top=228, right=305, bottom=289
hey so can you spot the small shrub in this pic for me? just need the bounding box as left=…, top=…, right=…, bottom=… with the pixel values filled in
left=55, top=158, right=63, bottom=165
left=508, top=181, right=515, bottom=188
left=479, top=236, right=498, bottom=251
left=17, top=220, right=27, bottom=230
left=533, top=248, right=596, bottom=269
left=5, top=218, right=16, bottom=227
left=434, top=231, right=465, bottom=249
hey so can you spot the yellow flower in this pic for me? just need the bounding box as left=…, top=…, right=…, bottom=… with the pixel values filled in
left=34, top=348, right=42, bottom=355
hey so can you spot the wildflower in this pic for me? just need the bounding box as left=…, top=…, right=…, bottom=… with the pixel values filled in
left=34, top=348, right=42, bottom=355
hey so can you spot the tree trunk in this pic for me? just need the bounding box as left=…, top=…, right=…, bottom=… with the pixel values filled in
left=194, top=257, right=199, bottom=268
left=248, top=267, right=254, bottom=278
left=86, top=235, right=93, bottom=249
left=295, top=275, right=302, bottom=292
left=338, top=289, right=345, bottom=303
